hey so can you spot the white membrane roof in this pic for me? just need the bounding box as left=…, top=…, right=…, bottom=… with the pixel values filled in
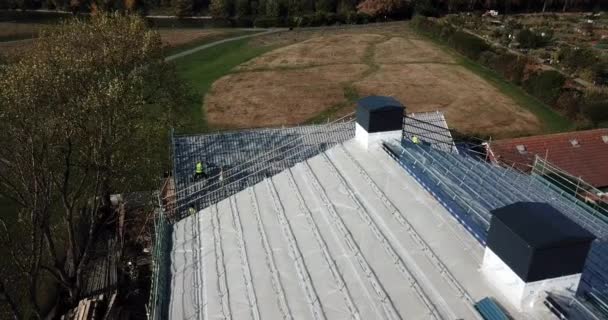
left=168, top=138, right=557, bottom=320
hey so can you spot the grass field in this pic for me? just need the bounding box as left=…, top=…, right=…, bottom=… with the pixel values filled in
left=414, top=28, right=573, bottom=134
left=160, top=28, right=260, bottom=56
left=172, top=38, right=275, bottom=133
left=181, top=23, right=568, bottom=138
left=456, top=55, right=572, bottom=133
left=2, top=21, right=570, bottom=137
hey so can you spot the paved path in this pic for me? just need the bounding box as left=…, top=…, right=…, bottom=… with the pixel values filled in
left=164, top=28, right=285, bottom=62
left=0, top=38, right=34, bottom=45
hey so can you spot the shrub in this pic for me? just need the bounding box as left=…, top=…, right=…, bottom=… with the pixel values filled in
left=581, top=91, right=608, bottom=125
left=504, top=19, right=522, bottom=31
left=477, top=50, right=498, bottom=67
left=410, top=14, right=425, bottom=28
left=291, top=15, right=310, bottom=27
left=490, top=28, right=503, bottom=39
left=591, top=60, right=608, bottom=85
left=265, top=0, right=280, bottom=17
left=523, top=70, right=566, bottom=105
left=235, top=0, right=249, bottom=17
left=209, top=0, right=230, bottom=18
left=173, top=0, right=193, bottom=17
left=476, top=49, right=527, bottom=84
left=345, top=10, right=358, bottom=24
left=356, top=12, right=371, bottom=24
left=579, top=68, right=595, bottom=82
left=558, top=46, right=598, bottom=71
left=232, top=16, right=254, bottom=27
left=494, top=52, right=527, bottom=84
left=315, top=0, right=333, bottom=13
left=411, top=15, right=442, bottom=37
left=325, top=12, right=338, bottom=25
left=595, top=39, right=608, bottom=50
left=555, top=90, right=583, bottom=117
left=335, top=12, right=347, bottom=24
left=449, top=30, right=490, bottom=60
left=311, top=11, right=328, bottom=26
left=516, top=28, right=550, bottom=49
left=414, top=0, right=438, bottom=17
left=439, top=23, right=455, bottom=41
left=446, top=14, right=465, bottom=27
left=254, top=16, right=282, bottom=27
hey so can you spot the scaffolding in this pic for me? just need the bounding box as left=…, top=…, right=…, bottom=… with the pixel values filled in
left=167, top=115, right=356, bottom=220
left=532, top=155, right=608, bottom=218
left=147, top=179, right=173, bottom=320
left=147, top=116, right=356, bottom=320
left=383, top=137, right=608, bottom=317
left=149, top=109, right=608, bottom=319
left=402, top=112, right=458, bottom=154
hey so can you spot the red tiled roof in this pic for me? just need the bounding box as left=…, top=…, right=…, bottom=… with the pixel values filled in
left=487, top=129, right=608, bottom=188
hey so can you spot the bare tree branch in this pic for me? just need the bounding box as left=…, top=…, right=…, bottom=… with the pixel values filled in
left=0, top=218, right=28, bottom=274
left=0, top=280, right=20, bottom=320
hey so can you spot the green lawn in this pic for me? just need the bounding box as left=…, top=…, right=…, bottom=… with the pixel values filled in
left=164, top=30, right=262, bottom=57
left=413, top=29, right=573, bottom=134
left=172, top=38, right=274, bottom=133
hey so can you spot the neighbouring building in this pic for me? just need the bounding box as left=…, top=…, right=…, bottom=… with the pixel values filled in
left=486, top=129, right=608, bottom=190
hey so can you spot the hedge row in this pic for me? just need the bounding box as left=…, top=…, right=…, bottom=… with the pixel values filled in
left=253, top=11, right=378, bottom=28
left=411, top=16, right=608, bottom=127
left=0, top=9, right=379, bottom=28
left=147, top=11, right=380, bottom=28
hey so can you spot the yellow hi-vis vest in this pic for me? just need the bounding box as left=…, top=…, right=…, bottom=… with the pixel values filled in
left=411, top=136, right=420, bottom=144
left=196, top=162, right=204, bottom=174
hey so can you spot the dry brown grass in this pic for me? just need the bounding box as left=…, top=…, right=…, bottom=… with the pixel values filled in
left=247, top=21, right=412, bottom=48
left=374, top=37, right=455, bottom=64
left=354, top=64, right=540, bottom=137
left=158, top=29, right=225, bottom=47
left=205, top=64, right=368, bottom=128
left=239, top=34, right=385, bottom=70
left=204, top=23, right=542, bottom=137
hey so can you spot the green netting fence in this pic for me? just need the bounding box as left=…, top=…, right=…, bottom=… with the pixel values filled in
left=147, top=188, right=173, bottom=320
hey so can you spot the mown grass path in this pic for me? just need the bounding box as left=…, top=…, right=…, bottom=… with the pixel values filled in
left=166, top=29, right=283, bottom=62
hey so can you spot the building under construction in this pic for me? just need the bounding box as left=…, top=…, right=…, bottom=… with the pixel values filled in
left=149, top=96, right=608, bottom=320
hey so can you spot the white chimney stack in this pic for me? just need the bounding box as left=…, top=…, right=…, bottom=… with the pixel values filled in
left=355, top=96, right=405, bottom=149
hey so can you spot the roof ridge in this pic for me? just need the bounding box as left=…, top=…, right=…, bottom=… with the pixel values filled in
left=492, top=128, right=608, bottom=144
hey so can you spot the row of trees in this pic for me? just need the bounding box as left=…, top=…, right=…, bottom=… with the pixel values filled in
left=0, top=14, right=188, bottom=319
left=1, top=0, right=607, bottom=19
left=166, top=0, right=608, bottom=18
left=415, top=0, right=607, bottom=15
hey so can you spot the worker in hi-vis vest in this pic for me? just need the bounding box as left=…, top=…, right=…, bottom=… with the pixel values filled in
left=188, top=207, right=196, bottom=216
left=219, top=166, right=224, bottom=187
left=411, top=135, right=420, bottom=144
left=194, top=161, right=206, bottom=180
